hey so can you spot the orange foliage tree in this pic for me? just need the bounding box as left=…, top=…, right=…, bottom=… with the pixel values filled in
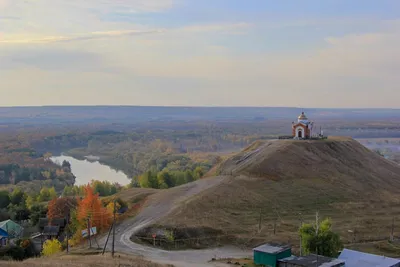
left=47, top=197, right=77, bottom=224
left=73, top=184, right=112, bottom=242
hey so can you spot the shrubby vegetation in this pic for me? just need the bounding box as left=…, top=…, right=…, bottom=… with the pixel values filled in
left=41, top=239, right=62, bottom=256
left=135, top=167, right=205, bottom=189
left=63, top=180, right=122, bottom=197
left=299, top=218, right=343, bottom=257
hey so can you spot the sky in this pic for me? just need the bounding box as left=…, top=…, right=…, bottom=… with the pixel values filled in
left=0, top=0, right=399, bottom=108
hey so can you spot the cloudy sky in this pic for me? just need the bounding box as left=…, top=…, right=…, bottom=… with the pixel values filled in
left=0, top=0, right=399, bottom=108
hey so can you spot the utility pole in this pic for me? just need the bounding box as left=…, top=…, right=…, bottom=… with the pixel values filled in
left=66, top=213, right=70, bottom=253
left=299, top=213, right=303, bottom=256
left=102, top=221, right=114, bottom=255
left=315, top=211, right=319, bottom=267
left=87, top=217, right=92, bottom=248
left=112, top=198, right=117, bottom=257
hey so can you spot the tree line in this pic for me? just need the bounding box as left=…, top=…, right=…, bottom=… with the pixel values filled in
left=134, top=167, right=204, bottom=189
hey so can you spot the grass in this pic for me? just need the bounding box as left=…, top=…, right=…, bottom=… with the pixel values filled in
left=213, top=258, right=256, bottom=267
left=0, top=253, right=173, bottom=267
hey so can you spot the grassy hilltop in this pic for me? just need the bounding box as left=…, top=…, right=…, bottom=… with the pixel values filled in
left=146, top=137, right=400, bottom=250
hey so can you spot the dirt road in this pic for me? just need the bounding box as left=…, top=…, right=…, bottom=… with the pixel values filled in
left=102, top=176, right=252, bottom=267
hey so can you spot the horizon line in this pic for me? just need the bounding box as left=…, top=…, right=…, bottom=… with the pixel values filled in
left=0, top=105, right=399, bottom=110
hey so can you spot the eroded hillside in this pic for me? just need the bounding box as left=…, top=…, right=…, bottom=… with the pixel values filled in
left=155, top=137, right=400, bottom=249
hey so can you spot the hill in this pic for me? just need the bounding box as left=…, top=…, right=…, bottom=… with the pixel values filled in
left=153, top=137, right=400, bottom=250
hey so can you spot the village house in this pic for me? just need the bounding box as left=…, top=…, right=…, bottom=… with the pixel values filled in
left=338, top=249, right=400, bottom=267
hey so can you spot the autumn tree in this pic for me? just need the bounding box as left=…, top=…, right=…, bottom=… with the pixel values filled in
left=73, top=184, right=111, bottom=242
left=47, top=197, right=77, bottom=223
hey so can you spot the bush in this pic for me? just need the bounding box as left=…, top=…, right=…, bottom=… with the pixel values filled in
left=42, top=239, right=62, bottom=256
left=0, top=246, right=26, bottom=261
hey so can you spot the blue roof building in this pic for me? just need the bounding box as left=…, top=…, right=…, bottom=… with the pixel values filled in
left=339, top=249, right=400, bottom=267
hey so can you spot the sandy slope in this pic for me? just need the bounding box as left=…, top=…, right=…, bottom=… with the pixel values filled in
left=102, top=176, right=252, bottom=267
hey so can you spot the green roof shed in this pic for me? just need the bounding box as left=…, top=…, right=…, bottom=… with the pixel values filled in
left=0, top=220, right=23, bottom=238
left=253, top=243, right=292, bottom=267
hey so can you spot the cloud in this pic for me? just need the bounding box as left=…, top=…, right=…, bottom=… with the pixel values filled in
left=67, top=0, right=177, bottom=13
left=0, top=29, right=164, bottom=44
left=177, top=22, right=252, bottom=34
left=0, top=48, right=106, bottom=72
left=0, top=22, right=250, bottom=44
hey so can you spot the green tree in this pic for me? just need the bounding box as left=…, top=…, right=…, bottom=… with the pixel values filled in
left=29, top=204, right=47, bottom=226
left=37, top=187, right=57, bottom=202
left=139, top=170, right=158, bottom=189
left=171, top=171, right=186, bottom=186
left=299, top=218, right=343, bottom=257
left=184, top=170, right=194, bottom=183
left=25, top=195, right=36, bottom=210
left=0, top=191, right=10, bottom=209
left=193, top=166, right=204, bottom=180
left=10, top=188, right=26, bottom=206
left=157, top=170, right=174, bottom=188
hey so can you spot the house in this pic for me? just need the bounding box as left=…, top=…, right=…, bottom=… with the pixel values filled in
left=253, top=243, right=292, bottom=267
left=38, top=218, right=66, bottom=230
left=42, top=225, right=61, bottom=239
left=0, top=220, right=23, bottom=239
left=0, top=228, right=8, bottom=246
left=278, top=254, right=345, bottom=267
left=338, top=249, right=400, bottom=267
left=38, top=218, right=66, bottom=241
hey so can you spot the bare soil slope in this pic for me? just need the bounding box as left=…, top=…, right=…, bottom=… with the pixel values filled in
left=160, top=137, right=400, bottom=249
left=219, top=137, right=400, bottom=193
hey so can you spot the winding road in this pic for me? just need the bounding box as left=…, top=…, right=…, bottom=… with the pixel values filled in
left=101, top=176, right=252, bottom=267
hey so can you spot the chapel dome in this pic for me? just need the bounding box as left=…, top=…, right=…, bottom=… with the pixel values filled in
left=298, top=112, right=308, bottom=120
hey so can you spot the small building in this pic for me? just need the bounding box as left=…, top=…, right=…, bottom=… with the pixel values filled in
left=278, top=254, right=344, bottom=267
left=0, top=219, right=23, bottom=239
left=253, top=243, right=292, bottom=267
left=42, top=225, right=61, bottom=239
left=0, top=228, right=8, bottom=246
left=292, top=112, right=314, bottom=139
left=338, top=249, right=400, bottom=267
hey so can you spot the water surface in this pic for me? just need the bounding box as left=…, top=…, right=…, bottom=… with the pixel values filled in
left=51, top=155, right=131, bottom=186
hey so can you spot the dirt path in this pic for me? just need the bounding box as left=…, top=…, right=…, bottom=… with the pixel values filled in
left=102, top=176, right=252, bottom=267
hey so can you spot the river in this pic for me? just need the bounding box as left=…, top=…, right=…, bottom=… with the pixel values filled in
left=50, top=155, right=131, bottom=186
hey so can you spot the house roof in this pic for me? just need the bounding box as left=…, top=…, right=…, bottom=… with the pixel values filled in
left=279, top=254, right=344, bottom=267
left=0, top=219, right=23, bottom=237
left=39, top=218, right=66, bottom=228
left=43, top=225, right=60, bottom=236
left=338, top=249, right=400, bottom=267
left=253, top=243, right=291, bottom=254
